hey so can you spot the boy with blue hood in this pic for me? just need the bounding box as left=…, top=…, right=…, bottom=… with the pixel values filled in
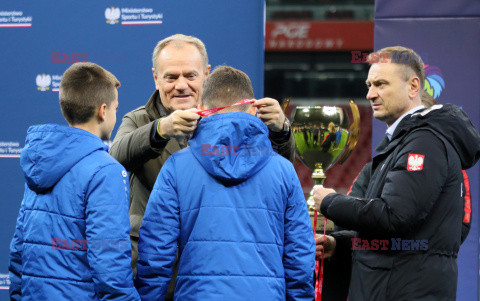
left=135, top=66, right=315, bottom=300
left=9, top=63, right=140, bottom=300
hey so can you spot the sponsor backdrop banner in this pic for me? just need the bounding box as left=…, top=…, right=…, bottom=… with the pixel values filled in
left=373, top=1, right=480, bottom=299
left=0, top=0, right=264, bottom=297
left=265, top=21, right=373, bottom=51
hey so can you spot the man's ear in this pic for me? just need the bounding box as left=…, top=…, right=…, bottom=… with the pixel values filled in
left=152, top=68, right=160, bottom=90
left=247, top=105, right=257, bottom=116
left=408, top=76, right=421, bottom=99
left=97, top=104, right=107, bottom=122
left=205, top=65, right=211, bottom=77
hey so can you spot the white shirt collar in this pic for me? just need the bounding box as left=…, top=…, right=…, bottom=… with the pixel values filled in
left=386, top=105, right=425, bottom=140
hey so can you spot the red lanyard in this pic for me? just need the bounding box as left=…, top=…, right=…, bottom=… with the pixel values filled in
left=196, top=99, right=255, bottom=117
left=313, top=210, right=327, bottom=301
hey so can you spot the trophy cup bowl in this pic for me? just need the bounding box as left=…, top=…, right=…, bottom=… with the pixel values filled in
left=291, top=99, right=360, bottom=232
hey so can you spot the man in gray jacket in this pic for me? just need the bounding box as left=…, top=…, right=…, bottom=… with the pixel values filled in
left=110, top=34, right=295, bottom=290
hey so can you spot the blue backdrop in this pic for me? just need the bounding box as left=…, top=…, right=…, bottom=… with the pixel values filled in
left=373, top=1, right=480, bottom=299
left=0, top=0, right=265, bottom=297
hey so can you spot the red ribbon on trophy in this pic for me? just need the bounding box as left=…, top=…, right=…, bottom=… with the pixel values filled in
left=313, top=210, right=327, bottom=301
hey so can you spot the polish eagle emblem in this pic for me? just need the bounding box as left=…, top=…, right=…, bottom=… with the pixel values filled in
left=36, top=74, right=51, bottom=91
left=407, top=153, right=425, bottom=171
left=105, top=7, right=121, bottom=24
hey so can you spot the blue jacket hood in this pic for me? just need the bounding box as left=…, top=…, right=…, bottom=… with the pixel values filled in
left=189, top=113, right=273, bottom=183
left=20, top=124, right=108, bottom=192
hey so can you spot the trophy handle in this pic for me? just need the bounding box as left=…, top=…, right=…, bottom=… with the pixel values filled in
left=338, top=99, right=360, bottom=164
left=281, top=97, right=291, bottom=115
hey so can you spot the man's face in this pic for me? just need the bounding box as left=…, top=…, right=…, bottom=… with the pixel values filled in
left=101, top=89, right=118, bottom=140
left=366, top=61, right=413, bottom=126
left=153, top=43, right=210, bottom=113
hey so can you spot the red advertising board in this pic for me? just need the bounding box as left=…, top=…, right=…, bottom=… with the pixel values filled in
left=265, top=21, right=373, bottom=51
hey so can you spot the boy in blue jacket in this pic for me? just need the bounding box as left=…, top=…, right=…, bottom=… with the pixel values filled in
left=136, top=66, right=314, bottom=300
left=9, top=63, right=140, bottom=300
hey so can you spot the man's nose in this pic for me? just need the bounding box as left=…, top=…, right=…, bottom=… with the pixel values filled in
left=175, top=76, right=189, bottom=91
left=366, top=87, right=377, bottom=101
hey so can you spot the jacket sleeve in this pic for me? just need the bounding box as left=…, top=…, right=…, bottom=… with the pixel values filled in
left=270, top=128, right=296, bottom=163
left=110, top=113, right=164, bottom=171
left=9, top=190, right=27, bottom=301
left=321, top=130, right=449, bottom=237
left=330, top=230, right=356, bottom=260
left=135, top=157, right=180, bottom=300
left=284, top=166, right=315, bottom=300
left=85, top=163, right=140, bottom=301
left=328, top=164, right=371, bottom=259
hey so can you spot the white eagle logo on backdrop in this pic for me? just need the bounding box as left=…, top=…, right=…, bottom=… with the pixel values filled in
left=105, top=7, right=121, bottom=24
left=36, top=74, right=51, bottom=91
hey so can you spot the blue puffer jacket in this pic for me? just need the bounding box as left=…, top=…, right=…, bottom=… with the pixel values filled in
left=136, top=113, right=315, bottom=300
left=9, top=124, right=140, bottom=300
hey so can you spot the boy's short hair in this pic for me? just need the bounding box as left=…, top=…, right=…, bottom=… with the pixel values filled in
left=59, top=62, right=120, bottom=125
left=201, top=66, right=254, bottom=112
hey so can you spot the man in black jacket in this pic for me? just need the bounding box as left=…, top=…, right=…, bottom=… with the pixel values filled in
left=348, top=90, right=472, bottom=245
left=314, top=46, right=480, bottom=300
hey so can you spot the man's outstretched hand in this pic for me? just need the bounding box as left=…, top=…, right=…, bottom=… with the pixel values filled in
left=253, top=98, right=286, bottom=132
left=158, top=108, right=201, bottom=139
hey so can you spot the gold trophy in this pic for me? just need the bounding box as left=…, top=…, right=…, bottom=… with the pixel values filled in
left=291, top=100, right=360, bottom=232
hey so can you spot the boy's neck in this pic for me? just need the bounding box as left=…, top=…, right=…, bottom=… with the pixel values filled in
left=71, top=120, right=102, bottom=139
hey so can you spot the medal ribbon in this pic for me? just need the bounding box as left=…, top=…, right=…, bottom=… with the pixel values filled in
left=196, top=99, right=255, bottom=117
left=313, top=210, right=327, bottom=301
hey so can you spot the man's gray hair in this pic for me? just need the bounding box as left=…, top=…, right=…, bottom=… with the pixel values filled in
left=152, top=34, right=209, bottom=73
